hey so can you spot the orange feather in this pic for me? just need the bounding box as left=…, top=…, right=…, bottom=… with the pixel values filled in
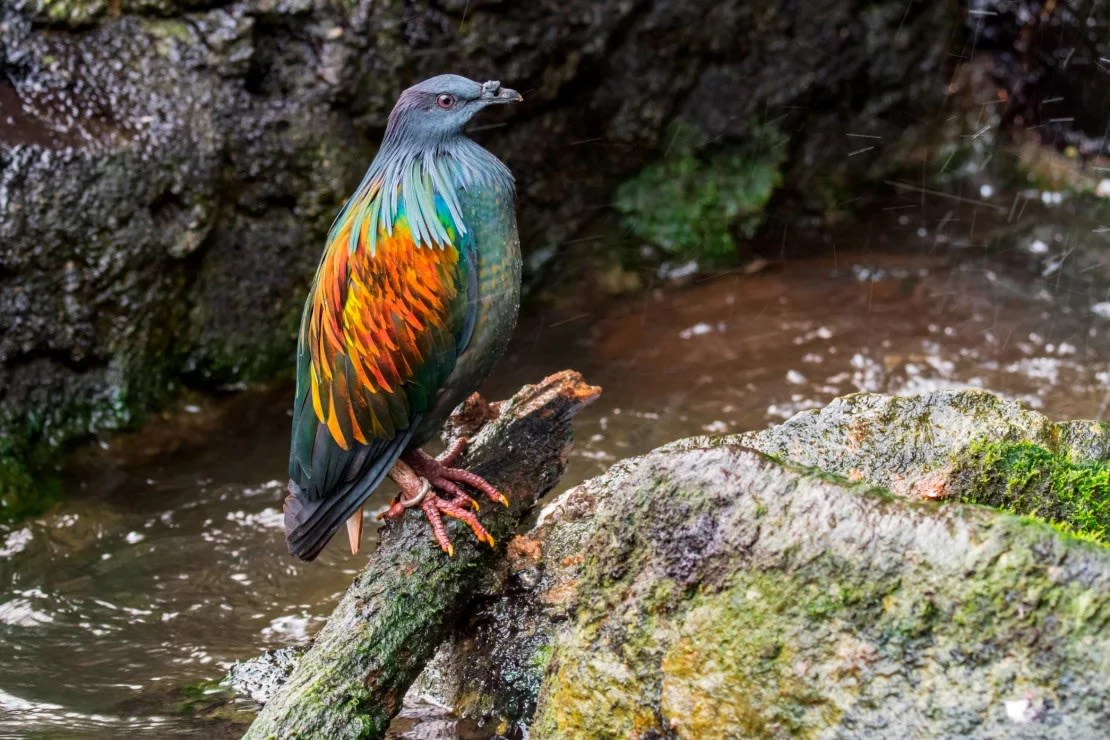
left=304, top=197, right=462, bottom=449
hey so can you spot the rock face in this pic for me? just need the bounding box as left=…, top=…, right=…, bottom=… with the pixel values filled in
left=1, top=0, right=362, bottom=506
left=227, top=647, right=303, bottom=706
left=725, top=390, right=1110, bottom=522
left=412, top=391, right=1110, bottom=738
left=968, top=0, right=1110, bottom=155
left=0, top=0, right=960, bottom=508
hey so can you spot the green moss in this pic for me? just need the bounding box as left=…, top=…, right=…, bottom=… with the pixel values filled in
left=0, top=457, right=59, bottom=523
left=26, top=0, right=107, bottom=24
left=0, top=372, right=170, bottom=523
left=957, top=440, right=1110, bottom=543
left=660, top=573, right=845, bottom=738
left=144, top=18, right=193, bottom=44
left=614, top=121, right=785, bottom=266
left=530, top=643, right=553, bottom=673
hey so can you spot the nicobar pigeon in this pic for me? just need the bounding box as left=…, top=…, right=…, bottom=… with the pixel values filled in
left=284, top=75, right=523, bottom=560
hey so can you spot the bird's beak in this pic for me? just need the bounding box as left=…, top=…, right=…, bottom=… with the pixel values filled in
left=480, top=80, right=523, bottom=104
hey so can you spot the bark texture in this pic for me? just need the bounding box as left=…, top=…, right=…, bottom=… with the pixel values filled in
left=242, top=370, right=599, bottom=739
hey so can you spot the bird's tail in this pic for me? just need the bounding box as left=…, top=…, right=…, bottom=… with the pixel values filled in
left=283, top=433, right=412, bottom=561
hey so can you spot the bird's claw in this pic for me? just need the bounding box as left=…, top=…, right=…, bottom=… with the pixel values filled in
left=385, top=446, right=507, bottom=555
left=437, top=437, right=468, bottom=467
left=372, top=500, right=404, bottom=521
left=432, top=439, right=508, bottom=508
left=421, top=493, right=495, bottom=555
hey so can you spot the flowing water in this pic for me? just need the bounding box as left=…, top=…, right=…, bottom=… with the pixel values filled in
left=2, top=197, right=1109, bottom=737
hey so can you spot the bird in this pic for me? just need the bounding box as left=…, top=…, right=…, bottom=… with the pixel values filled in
left=283, top=74, right=523, bottom=561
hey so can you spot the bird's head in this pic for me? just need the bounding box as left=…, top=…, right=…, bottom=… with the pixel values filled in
left=383, top=74, right=523, bottom=146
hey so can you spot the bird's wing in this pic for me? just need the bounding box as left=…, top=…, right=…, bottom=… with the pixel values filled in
left=285, top=177, right=475, bottom=559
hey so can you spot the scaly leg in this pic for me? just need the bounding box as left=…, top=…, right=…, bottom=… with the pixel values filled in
left=375, top=439, right=507, bottom=556
left=402, top=438, right=509, bottom=510
left=347, top=460, right=427, bottom=555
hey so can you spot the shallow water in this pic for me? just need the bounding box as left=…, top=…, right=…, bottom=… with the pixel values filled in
left=2, top=199, right=1109, bottom=736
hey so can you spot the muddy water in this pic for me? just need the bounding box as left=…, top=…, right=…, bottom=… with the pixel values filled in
left=2, top=203, right=1109, bottom=736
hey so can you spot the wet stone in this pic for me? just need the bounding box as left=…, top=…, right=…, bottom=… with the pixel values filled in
left=415, top=390, right=1110, bottom=738
left=225, top=646, right=305, bottom=705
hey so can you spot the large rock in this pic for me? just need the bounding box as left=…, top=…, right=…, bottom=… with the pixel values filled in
left=0, top=0, right=959, bottom=511
left=726, top=389, right=1110, bottom=513
left=410, top=390, right=1110, bottom=737
left=0, top=1, right=359, bottom=511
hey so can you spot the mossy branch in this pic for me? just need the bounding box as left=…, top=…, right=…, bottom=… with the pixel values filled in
left=243, top=371, right=600, bottom=739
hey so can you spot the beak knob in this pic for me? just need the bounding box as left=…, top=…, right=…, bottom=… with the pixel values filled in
left=482, top=80, right=523, bottom=103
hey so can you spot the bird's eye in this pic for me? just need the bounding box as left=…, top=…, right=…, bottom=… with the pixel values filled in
left=436, top=94, right=457, bottom=110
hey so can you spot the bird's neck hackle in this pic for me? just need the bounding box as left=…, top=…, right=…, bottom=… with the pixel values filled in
left=335, top=105, right=514, bottom=255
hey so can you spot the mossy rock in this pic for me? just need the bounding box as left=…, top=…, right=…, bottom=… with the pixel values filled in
left=0, top=2, right=361, bottom=509
left=530, top=444, right=1110, bottom=738
left=226, top=647, right=306, bottom=705
left=18, top=0, right=225, bottom=26
left=955, top=440, right=1110, bottom=544
left=719, top=389, right=1110, bottom=539
left=614, top=121, right=785, bottom=267
left=0, top=457, right=59, bottom=523
left=409, top=391, right=1110, bottom=737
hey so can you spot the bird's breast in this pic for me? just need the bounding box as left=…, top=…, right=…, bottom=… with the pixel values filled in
left=412, top=180, right=521, bottom=445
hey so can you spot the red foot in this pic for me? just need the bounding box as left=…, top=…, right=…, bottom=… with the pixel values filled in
left=405, top=439, right=509, bottom=510
left=379, top=439, right=508, bottom=555
left=419, top=491, right=493, bottom=558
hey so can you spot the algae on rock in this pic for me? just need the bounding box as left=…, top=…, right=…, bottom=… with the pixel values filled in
left=404, top=390, right=1110, bottom=738
left=529, top=443, right=1110, bottom=738
left=0, top=457, right=58, bottom=524
left=614, top=121, right=785, bottom=266
left=955, top=440, right=1110, bottom=543
left=727, top=389, right=1110, bottom=538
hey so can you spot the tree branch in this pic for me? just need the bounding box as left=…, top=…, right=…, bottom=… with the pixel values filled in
left=243, top=370, right=600, bottom=739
